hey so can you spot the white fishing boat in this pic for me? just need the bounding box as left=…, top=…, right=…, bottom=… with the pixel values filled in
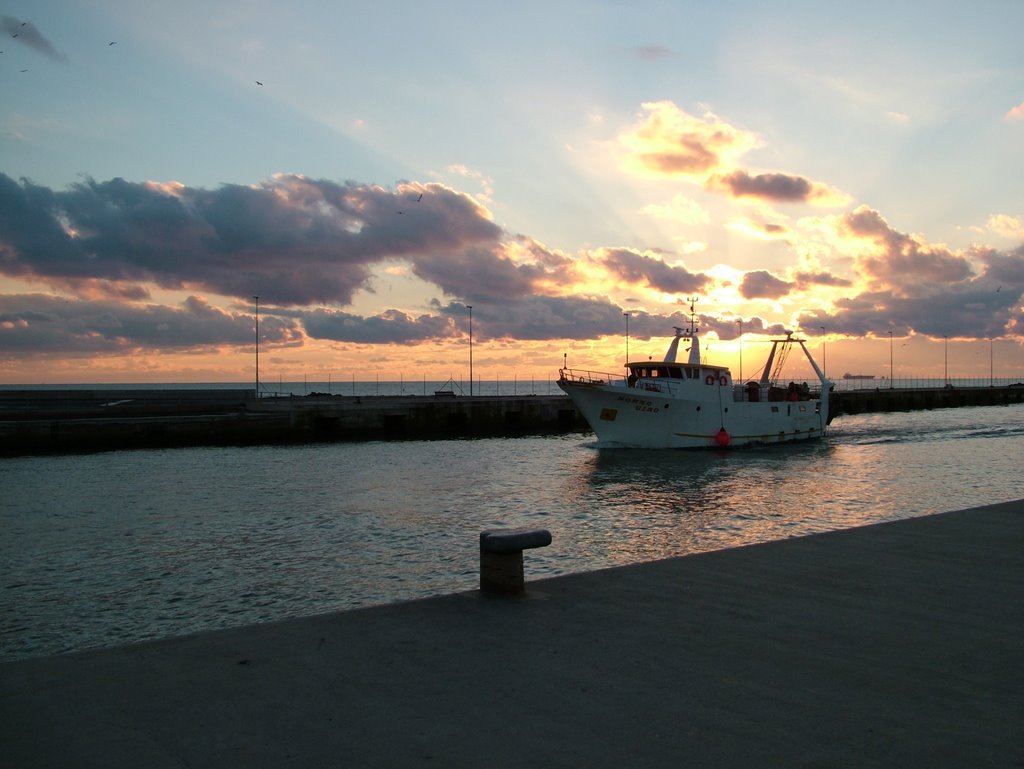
left=558, top=304, right=831, bottom=449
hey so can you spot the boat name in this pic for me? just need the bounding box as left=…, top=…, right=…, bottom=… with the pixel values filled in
left=615, top=395, right=660, bottom=413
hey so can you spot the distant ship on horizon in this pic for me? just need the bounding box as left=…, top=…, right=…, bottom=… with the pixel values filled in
left=842, top=373, right=877, bottom=380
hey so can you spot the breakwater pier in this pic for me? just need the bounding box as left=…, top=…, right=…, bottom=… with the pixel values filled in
left=0, top=389, right=587, bottom=456
left=1, top=384, right=1022, bottom=455
left=830, top=382, right=1024, bottom=416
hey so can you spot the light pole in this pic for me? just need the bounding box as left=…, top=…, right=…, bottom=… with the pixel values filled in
left=820, top=326, right=826, bottom=379
left=253, top=295, right=260, bottom=398
left=737, top=319, right=743, bottom=382
left=990, top=338, right=994, bottom=386
left=944, top=335, right=948, bottom=385
left=467, top=305, right=473, bottom=397
left=623, top=312, right=630, bottom=364
left=888, top=330, right=893, bottom=388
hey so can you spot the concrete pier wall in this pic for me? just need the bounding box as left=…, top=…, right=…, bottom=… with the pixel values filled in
left=0, top=392, right=587, bottom=456
left=2, top=385, right=1022, bottom=456
left=831, top=384, right=1024, bottom=417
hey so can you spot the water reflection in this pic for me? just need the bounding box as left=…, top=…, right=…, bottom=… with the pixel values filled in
left=3, top=405, right=1022, bottom=662
left=563, top=440, right=840, bottom=566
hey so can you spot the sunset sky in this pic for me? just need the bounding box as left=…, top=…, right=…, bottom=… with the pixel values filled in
left=2, top=0, right=1023, bottom=385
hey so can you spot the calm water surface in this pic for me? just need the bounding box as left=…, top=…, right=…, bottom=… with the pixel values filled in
left=3, top=403, right=1023, bottom=662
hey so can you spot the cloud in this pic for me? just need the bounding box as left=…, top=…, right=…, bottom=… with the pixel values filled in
left=1005, top=101, right=1024, bottom=122
left=797, top=242, right=1024, bottom=339
left=618, top=101, right=849, bottom=207
left=987, top=214, right=1024, bottom=240
left=977, top=243, right=1024, bottom=286
left=619, top=101, right=760, bottom=180
left=0, top=173, right=507, bottom=306
left=1, top=17, right=68, bottom=62
left=598, top=248, right=712, bottom=294
left=0, top=293, right=300, bottom=357
left=710, top=170, right=849, bottom=206
left=301, top=307, right=458, bottom=344
left=793, top=270, right=853, bottom=289
left=408, top=243, right=548, bottom=305
left=839, top=206, right=974, bottom=292
left=4, top=166, right=1021, bottom=365
left=703, top=314, right=788, bottom=341
left=739, top=270, right=793, bottom=299
left=798, top=283, right=1021, bottom=341
left=633, top=46, right=671, bottom=61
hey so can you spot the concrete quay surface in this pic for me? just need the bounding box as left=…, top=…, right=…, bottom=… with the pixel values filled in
left=2, top=500, right=1022, bottom=769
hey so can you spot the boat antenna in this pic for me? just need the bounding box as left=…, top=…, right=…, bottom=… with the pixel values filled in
left=685, top=296, right=699, bottom=336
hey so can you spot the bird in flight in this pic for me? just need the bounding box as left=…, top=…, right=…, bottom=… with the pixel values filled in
left=256, top=80, right=263, bottom=86
left=416, top=193, right=423, bottom=202
left=108, top=41, right=117, bottom=46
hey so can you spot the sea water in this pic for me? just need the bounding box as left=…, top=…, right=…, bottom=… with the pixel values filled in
left=2, top=403, right=1023, bottom=662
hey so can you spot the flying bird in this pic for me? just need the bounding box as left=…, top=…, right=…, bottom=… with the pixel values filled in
left=256, top=80, right=263, bottom=86
left=416, top=193, right=423, bottom=202
left=108, top=41, right=116, bottom=46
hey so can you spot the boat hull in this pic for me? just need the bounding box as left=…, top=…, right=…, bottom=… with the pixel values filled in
left=559, top=380, right=826, bottom=449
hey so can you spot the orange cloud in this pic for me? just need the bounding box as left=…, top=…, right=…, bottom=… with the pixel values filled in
left=618, top=101, right=848, bottom=207
left=1004, top=101, right=1024, bottom=121
left=619, top=101, right=759, bottom=180
left=839, top=207, right=974, bottom=293
left=987, top=214, right=1024, bottom=240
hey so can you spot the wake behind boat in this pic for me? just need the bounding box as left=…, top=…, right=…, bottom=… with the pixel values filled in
left=558, top=304, right=831, bottom=449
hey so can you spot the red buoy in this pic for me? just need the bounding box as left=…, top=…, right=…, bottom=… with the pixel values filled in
left=715, top=428, right=731, bottom=446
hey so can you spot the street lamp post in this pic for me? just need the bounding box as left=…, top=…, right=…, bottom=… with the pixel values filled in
left=623, top=312, right=630, bottom=364
left=990, top=338, right=994, bottom=386
left=467, top=305, right=473, bottom=397
left=253, top=295, right=260, bottom=398
left=737, top=319, right=743, bottom=382
left=888, top=331, right=893, bottom=388
left=944, top=335, right=948, bottom=385
left=820, top=326, right=826, bottom=379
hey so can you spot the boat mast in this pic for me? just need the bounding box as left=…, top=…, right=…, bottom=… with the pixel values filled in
left=665, top=297, right=701, bottom=364
left=685, top=296, right=700, bottom=366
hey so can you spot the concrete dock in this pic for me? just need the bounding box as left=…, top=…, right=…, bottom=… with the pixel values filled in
left=2, top=499, right=1022, bottom=768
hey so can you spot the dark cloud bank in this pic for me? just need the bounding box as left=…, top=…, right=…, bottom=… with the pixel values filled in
left=1, top=173, right=1021, bottom=359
